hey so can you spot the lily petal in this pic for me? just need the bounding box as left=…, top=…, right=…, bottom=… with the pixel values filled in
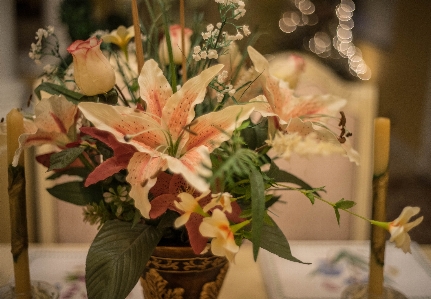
left=162, top=64, right=224, bottom=142
left=286, top=117, right=359, bottom=164
left=78, top=102, right=167, bottom=153
left=165, top=145, right=211, bottom=193
left=127, top=152, right=168, bottom=218
left=186, top=99, right=266, bottom=152
left=138, top=59, right=173, bottom=120
left=35, top=95, right=78, bottom=134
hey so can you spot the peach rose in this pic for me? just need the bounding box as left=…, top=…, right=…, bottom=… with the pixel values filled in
left=67, top=37, right=115, bottom=96
left=158, top=25, right=193, bottom=65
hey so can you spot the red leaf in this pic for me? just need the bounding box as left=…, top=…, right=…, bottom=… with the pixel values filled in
left=80, top=127, right=137, bottom=186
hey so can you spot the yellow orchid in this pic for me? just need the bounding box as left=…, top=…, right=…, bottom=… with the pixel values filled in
left=199, top=209, right=239, bottom=262
left=102, top=25, right=135, bottom=59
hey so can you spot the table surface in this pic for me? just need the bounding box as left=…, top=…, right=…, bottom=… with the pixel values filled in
left=1, top=241, right=430, bottom=299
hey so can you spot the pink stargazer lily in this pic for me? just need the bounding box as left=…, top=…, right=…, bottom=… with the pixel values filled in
left=247, top=46, right=359, bottom=163
left=247, top=46, right=345, bottom=126
left=78, top=59, right=267, bottom=218
left=12, top=95, right=79, bottom=167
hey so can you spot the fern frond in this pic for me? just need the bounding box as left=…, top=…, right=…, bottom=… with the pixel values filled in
left=207, top=146, right=259, bottom=188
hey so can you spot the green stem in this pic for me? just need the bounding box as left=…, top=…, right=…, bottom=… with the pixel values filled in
left=311, top=193, right=373, bottom=223
left=274, top=184, right=375, bottom=224
left=144, top=0, right=156, bottom=22
left=231, top=219, right=251, bottom=233
left=158, top=0, right=177, bottom=92
left=78, top=153, right=94, bottom=171
left=115, top=84, right=131, bottom=107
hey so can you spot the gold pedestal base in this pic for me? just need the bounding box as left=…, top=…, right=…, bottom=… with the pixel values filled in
left=341, top=283, right=408, bottom=299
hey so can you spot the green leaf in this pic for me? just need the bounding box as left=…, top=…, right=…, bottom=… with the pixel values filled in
left=265, top=194, right=280, bottom=209
left=46, top=167, right=91, bottom=180
left=256, top=219, right=309, bottom=264
left=48, top=147, right=85, bottom=171
left=249, top=167, right=265, bottom=260
left=34, top=82, right=83, bottom=103
left=96, top=89, right=118, bottom=105
left=46, top=181, right=102, bottom=205
left=305, top=191, right=315, bottom=204
left=334, top=207, right=341, bottom=225
left=241, top=120, right=268, bottom=150
left=237, top=120, right=250, bottom=131
left=265, top=161, right=318, bottom=193
left=86, top=220, right=163, bottom=299
left=334, top=199, right=356, bottom=210
left=156, top=210, right=178, bottom=229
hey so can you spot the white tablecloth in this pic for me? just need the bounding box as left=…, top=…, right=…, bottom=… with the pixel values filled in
left=1, top=241, right=431, bottom=299
left=0, top=241, right=268, bottom=299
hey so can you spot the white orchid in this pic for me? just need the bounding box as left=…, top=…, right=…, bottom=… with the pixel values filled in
left=371, top=206, right=423, bottom=253
left=388, top=206, right=424, bottom=253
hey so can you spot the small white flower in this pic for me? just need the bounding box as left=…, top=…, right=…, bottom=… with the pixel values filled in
left=207, top=24, right=214, bottom=32
left=207, top=49, right=218, bottom=59
left=235, top=32, right=244, bottom=40
left=202, top=31, right=211, bottom=40
left=43, top=64, right=57, bottom=75
left=216, top=93, right=224, bottom=102
left=35, top=28, right=46, bottom=40
left=216, top=22, right=222, bottom=29
left=228, top=89, right=236, bottom=96
left=267, top=130, right=345, bottom=160
left=234, top=8, right=246, bottom=19
left=47, top=26, right=55, bottom=34
left=192, top=54, right=202, bottom=61
left=91, top=30, right=110, bottom=38
left=200, top=51, right=208, bottom=59
left=193, top=46, right=202, bottom=54
left=242, top=25, right=251, bottom=36
left=217, top=70, right=228, bottom=83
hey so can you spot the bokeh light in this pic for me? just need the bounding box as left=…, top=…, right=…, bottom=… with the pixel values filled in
left=279, top=0, right=371, bottom=80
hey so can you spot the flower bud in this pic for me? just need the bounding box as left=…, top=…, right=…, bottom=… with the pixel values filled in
left=67, top=37, right=115, bottom=96
left=158, top=25, right=193, bottom=65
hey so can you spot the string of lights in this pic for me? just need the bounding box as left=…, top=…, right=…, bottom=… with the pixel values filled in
left=279, top=0, right=371, bottom=80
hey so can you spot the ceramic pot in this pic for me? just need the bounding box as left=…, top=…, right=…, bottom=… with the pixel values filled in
left=140, top=246, right=229, bottom=299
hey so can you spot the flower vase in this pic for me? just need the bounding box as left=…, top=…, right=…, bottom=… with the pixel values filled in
left=140, top=246, right=229, bottom=299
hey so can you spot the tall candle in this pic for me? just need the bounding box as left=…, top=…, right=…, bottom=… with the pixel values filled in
left=6, top=109, right=32, bottom=299
left=368, top=117, right=390, bottom=298
left=373, top=117, right=390, bottom=176
left=7, top=109, right=24, bottom=166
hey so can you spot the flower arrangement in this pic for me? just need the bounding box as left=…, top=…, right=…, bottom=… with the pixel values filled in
left=13, top=0, right=423, bottom=298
